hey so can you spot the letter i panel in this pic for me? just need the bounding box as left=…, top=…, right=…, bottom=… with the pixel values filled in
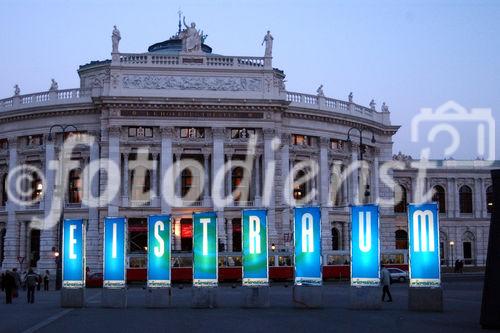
left=408, top=203, right=440, bottom=288
left=103, top=217, right=127, bottom=288
left=242, top=209, right=269, bottom=286
left=193, top=212, right=218, bottom=287
left=294, top=207, right=322, bottom=286
left=351, top=204, right=380, bottom=286
left=62, top=219, right=85, bottom=288
left=147, top=215, right=172, bottom=288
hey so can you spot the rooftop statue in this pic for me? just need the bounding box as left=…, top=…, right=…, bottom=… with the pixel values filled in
left=49, top=79, right=58, bottom=91
left=381, top=102, right=389, bottom=112
left=369, top=99, right=376, bottom=110
left=112, top=25, right=121, bottom=53
left=180, top=17, right=201, bottom=53
left=262, top=30, right=273, bottom=57
left=14, top=84, right=20, bottom=96
left=348, top=92, right=353, bottom=103
left=316, top=84, right=324, bottom=97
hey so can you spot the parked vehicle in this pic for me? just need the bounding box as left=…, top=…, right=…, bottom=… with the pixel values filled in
left=387, top=268, right=408, bottom=282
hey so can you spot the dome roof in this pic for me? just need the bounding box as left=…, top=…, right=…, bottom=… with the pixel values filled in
left=147, top=38, right=212, bottom=54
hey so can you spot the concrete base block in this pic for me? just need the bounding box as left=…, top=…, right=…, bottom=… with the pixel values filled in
left=292, top=285, right=323, bottom=308
left=60, top=288, right=85, bottom=308
left=349, top=286, right=382, bottom=310
left=408, top=287, right=443, bottom=312
left=145, top=288, right=172, bottom=308
left=241, top=286, right=270, bottom=308
left=102, top=288, right=127, bottom=308
left=191, top=287, right=218, bottom=308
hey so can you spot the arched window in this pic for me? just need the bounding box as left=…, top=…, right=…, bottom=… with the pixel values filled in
left=395, top=230, right=408, bottom=250
left=1, top=174, right=7, bottom=206
left=432, top=185, right=446, bottom=213
left=486, top=186, right=493, bottom=214
left=459, top=185, right=473, bottom=214
left=394, top=185, right=407, bottom=213
left=68, top=169, right=82, bottom=204
left=293, top=170, right=307, bottom=200
left=331, top=227, right=340, bottom=251
left=181, top=168, right=193, bottom=197
left=232, top=167, right=248, bottom=202
left=462, top=231, right=475, bottom=265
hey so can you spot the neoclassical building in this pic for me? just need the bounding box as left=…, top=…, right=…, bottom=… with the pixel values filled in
left=0, top=23, right=495, bottom=278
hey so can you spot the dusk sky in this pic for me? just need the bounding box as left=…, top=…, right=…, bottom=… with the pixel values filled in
left=1, top=0, right=498, bottom=160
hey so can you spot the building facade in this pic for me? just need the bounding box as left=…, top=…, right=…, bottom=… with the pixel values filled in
left=0, top=25, right=494, bottom=278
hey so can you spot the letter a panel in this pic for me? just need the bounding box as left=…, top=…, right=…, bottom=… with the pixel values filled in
left=351, top=204, right=380, bottom=286
left=147, top=214, right=171, bottom=288
left=242, top=209, right=268, bottom=286
left=103, top=217, right=127, bottom=288
left=408, top=203, right=440, bottom=288
left=294, top=207, right=322, bottom=286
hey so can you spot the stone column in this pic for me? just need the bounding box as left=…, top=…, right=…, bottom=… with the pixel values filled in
left=160, top=127, right=174, bottom=214
left=372, top=155, right=380, bottom=203
left=350, top=143, right=359, bottom=205
left=151, top=153, right=158, bottom=206
left=254, top=154, right=261, bottom=206
left=227, top=218, right=233, bottom=252
left=108, top=126, right=121, bottom=216
left=19, top=221, right=27, bottom=271
left=319, top=138, right=329, bottom=206
left=175, top=153, right=182, bottom=203
left=37, top=136, right=57, bottom=274
left=474, top=178, right=482, bottom=219
left=446, top=178, right=455, bottom=218
left=226, top=154, right=232, bottom=201
left=203, top=152, right=211, bottom=206
left=3, top=137, right=19, bottom=269
left=263, top=129, right=277, bottom=240
left=211, top=128, right=225, bottom=207
left=281, top=133, right=291, bottom=236
left=86, top=134, right=101, bottom=273
left=122, top=152, right=129, bottom=207
left=454, top=179, right=460, bottom=218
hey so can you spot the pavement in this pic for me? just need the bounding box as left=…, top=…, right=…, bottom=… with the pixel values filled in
left=0, top=277, right=485, bottom=333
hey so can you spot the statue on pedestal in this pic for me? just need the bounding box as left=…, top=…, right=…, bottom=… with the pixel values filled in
left=369, top=99, right=376, bottom=110
left=381, top=102, right=389, bottom=112
left=262, top=30, right=273, bottom=57
left=14, top=84, right=20, bottom=96
left=112, top=25, right=121, bottom=53
left=348, top=92, right=353, bottom=103
left=49, top=79, right=58, bottom=91
left=180, top=17, right=201, bottom=53
left=316, top=85, right=324, bottom=97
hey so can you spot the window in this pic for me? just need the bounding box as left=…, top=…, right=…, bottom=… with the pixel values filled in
left=232, top=167, right=248, bottom=202
left=463, top=242, right=472, bottom=264
left=330, top=139, right=344, bottom=150
left=394, top=185, right=408, bottom=213
left=130, top=167, right=151, bottom=201
left=232, top=219, right=242, bottom=252
left=180, top=219, right=193, bottom=251
left=31, top=172, right=43, bottom=202
left=128, top=126, right=153, bottom=138
left=432, top=185, right=446, bottom=213
left=231, top=128, right=255, bottom=139
left=26, top=135, right=43, bottom=146
left=68, top=169, right=82, bottom=204
left=486, top=186, right=493, bottom=214
left=64, top=131, right=87, bottom=141
left=459, top=185, right=473, bottom=214
left=180, top=127, right=205, bottom=139
left=0, top=139, right=8, bottom=149
left=29, top=229, right=40, bottom=267
left=292, top=134, right=311, bottom=146
left=395, top=230, right=408, bottom=250
left=331, top=227, right=340, bottom=251
left=128, top=218, right=147, bottom=253
left=293, top=170, right=307, bottom=200
left=181, top=169, right=193, bottom=197
left=1, top=174, right=7, bottom=206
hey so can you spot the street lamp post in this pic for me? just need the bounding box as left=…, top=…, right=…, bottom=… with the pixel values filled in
left=48, top=124, right=77, bottom=290
left=450, top=241, right=455, bottom=268
left=346, top=127, right=376, bottom=200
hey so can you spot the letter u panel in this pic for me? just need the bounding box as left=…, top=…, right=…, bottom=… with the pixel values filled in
left=242, top=209, right=269, bottom=286
left=103, top=217, right=127, bottom=288
left=351, top=204, right=380, bottom=286
left=62, top=219, right=85, bottom=288
left=294, top=207, right=322, bottom=286
left=408, top=203, right=440, bottom=288
left=193, top=212, right=218, bottom=287
left=147, top=215, right=171, bottom=288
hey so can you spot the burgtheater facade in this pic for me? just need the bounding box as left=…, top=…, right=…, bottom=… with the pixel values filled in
left=0, top=23, right=495, bottom=279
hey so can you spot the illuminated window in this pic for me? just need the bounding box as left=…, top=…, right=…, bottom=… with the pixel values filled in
left=231, top=128, right=255, bottom=139
left=459, top=185, right=473, bottom=214
left=292, top=134, right=311, bottom=146
left=26, top=135, right=43, bottom=146
left=231, top=167, right=248, bottom=202
left=180, top=219, right=193, bottom=251
left=128, top=218, right=147, bottom=254
left=64, top=131, right=87, bottom=141
left=68, top=169, right=82, bottom=204
left=31, top=172, right=43, bottom=202
left=486, top=186, right=493, bottom=213
left=395, top=230, right=408, bottom=250
left=394, top=185, right=408, bottom=213
left=293, top=170, right=307, bottom=200
left=432, top=185, right=446, bottom=213
left=330, top=139, right=344, bottom=150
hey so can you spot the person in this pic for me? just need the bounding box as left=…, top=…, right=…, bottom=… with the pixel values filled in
left=25, top=269, right=38, bottom=304
left=36, top=273, right=42, bottom=291
left=43, top=270, right=50, bottom=291
left=454, top=259, right=460, bottom=273
left=12, top=268, right=21, bottom=298
left=381, top=266, right=393, bottom=302
left=3, top=270, right=15, bottom=304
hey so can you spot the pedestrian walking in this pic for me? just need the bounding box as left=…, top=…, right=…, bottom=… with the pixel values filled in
left=25, top=268, right=38, bottom=304
left=3, top=270, right=15, bottom=304
left=12, top=268, right=21, bottom=298
left=381, top=266, right=393, bottom=302
left=43, top=270, right=50, bottom=291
